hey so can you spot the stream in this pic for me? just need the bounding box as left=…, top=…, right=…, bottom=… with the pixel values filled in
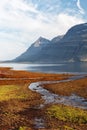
left=29, top=74, right=87, bottom=129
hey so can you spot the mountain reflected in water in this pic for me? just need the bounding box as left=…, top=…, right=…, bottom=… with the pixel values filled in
left=26, top=62, right=87, bottom=74
left=0, top=62, right=87, bottom=74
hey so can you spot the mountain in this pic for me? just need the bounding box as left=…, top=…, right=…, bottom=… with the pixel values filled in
left=13, top=23, right=87, bottom=63
left=59, top=23, right=87, bottom=62
left=51, top=35, right=64, bottom=43
left=13, top=37, right=51, bottom=62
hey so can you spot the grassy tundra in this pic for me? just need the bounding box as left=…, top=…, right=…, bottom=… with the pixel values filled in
left=0, top=67, right=87, bottom=130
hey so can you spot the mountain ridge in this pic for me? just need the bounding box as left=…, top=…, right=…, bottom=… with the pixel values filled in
left=13, top=23, right=87, bottom=63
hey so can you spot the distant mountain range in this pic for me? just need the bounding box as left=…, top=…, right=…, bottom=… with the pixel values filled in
left=13, top=23, right=87, bottom=63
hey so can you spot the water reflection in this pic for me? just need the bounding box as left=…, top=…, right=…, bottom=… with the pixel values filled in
left=26, top=62, right=87, bottom=74
left=0, top=62, right=87, bottom=74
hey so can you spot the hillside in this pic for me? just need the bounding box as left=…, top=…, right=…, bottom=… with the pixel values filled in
left=13, top=23, right=87, bottom=63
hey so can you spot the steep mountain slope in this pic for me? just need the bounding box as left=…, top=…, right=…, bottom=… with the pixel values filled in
left=59, top=23, right=87, bottom=62
left=13, top=23, right=87, bottom=63
left=14, top=37, right=51, bottom=62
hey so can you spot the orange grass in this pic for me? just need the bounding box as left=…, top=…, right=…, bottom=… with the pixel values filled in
left=0, top=67, right=70, bottom=130
left=0, top=67, right=86, bottom=130
left=43, top=76, right=87, bottom=98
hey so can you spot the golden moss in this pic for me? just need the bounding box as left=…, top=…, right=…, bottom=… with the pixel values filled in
left=47, top=105, right=87, bottom=124
left=19, top=126, right=31, bottom=130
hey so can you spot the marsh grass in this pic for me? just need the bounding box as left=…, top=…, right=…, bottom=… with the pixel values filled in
left=47, top=104, right=87, bottom=124
left=43, top=77, right=87, bottom=98
left=19, top=126, right=32, bottom=130
left=0, top=85, right=21, bottom=101
left=0, top=67, right=86, bottom=130
left=0, top=83, right=42, bottom=129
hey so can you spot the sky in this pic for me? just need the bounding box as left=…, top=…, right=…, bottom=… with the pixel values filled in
left=0, top=0, right=87, bottom=60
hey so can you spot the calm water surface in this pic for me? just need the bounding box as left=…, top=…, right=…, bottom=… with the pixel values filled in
left=0, top=62, right=87, bottom=74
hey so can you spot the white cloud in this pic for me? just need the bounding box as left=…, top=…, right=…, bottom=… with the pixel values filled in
left=0, top=0, right=85, bottom=60
left=77, top=0, right=85, bottom=14
left=0, top=41, right=27, bottom=60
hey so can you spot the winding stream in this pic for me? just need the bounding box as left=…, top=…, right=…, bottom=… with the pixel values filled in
left=29, top=75, right=87, bottom=129
left=29, top=75, right=87, bottom=109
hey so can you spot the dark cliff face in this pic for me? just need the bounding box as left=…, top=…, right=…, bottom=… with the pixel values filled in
left=59, top=23, right=87, bottom=62
left=61, top=23, right=87, bottom=42
left=13, top=23, right=87, bottom=63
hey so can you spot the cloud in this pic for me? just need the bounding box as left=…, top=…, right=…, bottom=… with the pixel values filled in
left=0, top=40, right=27, bottom=60
left=0, top=0, right=85, bottom=60
left=77, top=0, right=85, bottom=14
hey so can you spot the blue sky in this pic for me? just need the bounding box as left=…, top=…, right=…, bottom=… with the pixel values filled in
left=0, top=0, right=87, bottom=60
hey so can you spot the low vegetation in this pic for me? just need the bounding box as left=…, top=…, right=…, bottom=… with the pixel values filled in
left=0, top=67, right=70, bottom=130
left=43, top=104, right=87, bottom=130
left=0, top=84, right=42, bottom=130
left=47, top=104, right=87, bottom=124
left=43, top=76, right=87, bottom=98
left=19, top=126, right=32, bottom=130
left=0, top=67, right=87, bottom=130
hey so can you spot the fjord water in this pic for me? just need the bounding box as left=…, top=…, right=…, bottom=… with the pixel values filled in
left=0, top=62, right=87, bottom=74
